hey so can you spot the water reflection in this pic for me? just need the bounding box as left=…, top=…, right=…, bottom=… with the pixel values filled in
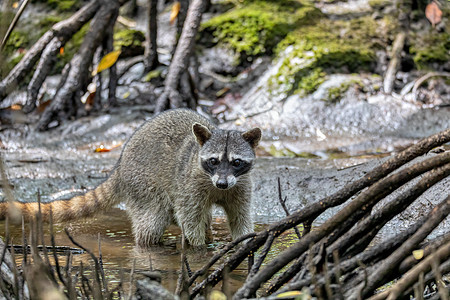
left=0, top=208, right=256, bottom=293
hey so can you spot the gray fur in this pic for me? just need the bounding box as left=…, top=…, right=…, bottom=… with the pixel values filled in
left=109, top=109, right=261, bottom=247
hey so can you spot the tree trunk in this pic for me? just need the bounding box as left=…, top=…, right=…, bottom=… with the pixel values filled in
left=155, top=0, right=206, bottom=112
left=144, top=0, right=159, bottom=73
left=36, top=0, right=120, bottom=130
left=105, top=6, right=119, bottom=107
left=0, top=0, right=101, bottom=101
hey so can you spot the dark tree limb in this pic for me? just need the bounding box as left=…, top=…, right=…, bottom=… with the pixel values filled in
left=36, top=0, right=120, bottom=130
left=398, top=232, right=450, bottom=274
left=0, top=0, right=100, bottom=101
left=367, top=242, right=450, bottom=300
left=329, top=160, right=450, bottom=258
left=105, top=7, right=119, bottom=107
left=274, top=163, right=450, bottom=296
left=155, top=0, right=206, bottom=112
left=351, top=195, right=450, bottom=299
left=234, top=154, right=450, bottom=299
left=186, top=232, right=256, bottom=287
left=144, top=0, right=159, bottom=73
left=23, top=37, right=63, bottom=113
left=191, top=129, right=450, bottom=298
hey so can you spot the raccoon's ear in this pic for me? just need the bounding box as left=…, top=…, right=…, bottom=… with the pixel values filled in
left=192, top=123, right=212, bottom=146
left=242, top=128, right=261, bottom=148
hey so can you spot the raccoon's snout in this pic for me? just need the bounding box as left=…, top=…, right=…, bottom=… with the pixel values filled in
left=216, top=178, right=228, bottom=189
left=212, top=175, right=236, bottom=190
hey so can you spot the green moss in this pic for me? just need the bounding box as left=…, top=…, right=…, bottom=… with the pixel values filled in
left=200, top=0, right=322, bottom=59
left=38, top=15, right=63, bottom=30
left=410, top=32, right=450, bottom=70
left=269, top=16, right=396, bottom=97
left=268, top=145, right=320, bottom=158
left=3, top=31, right=29, bottom=53
left=113, top=29, right=145, bottom=57
left=324, top=79, right=361, bottom=103
left=32, top=0, right=83, bottom=12
left=52, top=22, right=90, bottom=74
left=295, top=68, right=327, bottom=96
left=368, top=0, right=391, bottom=9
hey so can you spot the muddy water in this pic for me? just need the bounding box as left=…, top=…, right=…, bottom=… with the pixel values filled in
left=0, top=208, right=301, bottom=293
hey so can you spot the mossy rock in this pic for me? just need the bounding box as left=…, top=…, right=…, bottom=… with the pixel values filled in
left=268, top=16, right=397, bottom=97
left=323, top=79, right=362, bottom=103
left=410, top=31, right=450, bottom=70
left=113, top=29, right=145, bottom=58
left=31, top=0, right=86, bottom=12
left=200, top=0, right=322, bottom=62
left=50, top=22, right=90, bottom=75
left=38, top=15, right=64, bottom=35
left=368, top=0, right=391, bottom=9
left=2, top=31, right=31, bottom=74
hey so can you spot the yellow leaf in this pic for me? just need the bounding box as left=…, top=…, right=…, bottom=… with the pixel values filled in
left=276, top=291, right=302, bottom=298
left=170, top=2, right=181, bottom=25
left=209, top=290, right=227, bottom=300
left=59, top=47, right=64, bottom=55
left=10, top=104, right=22, bottom=110
left=122, top=91, right=131, bottom=99
left=12, top=2, right=19, bottom=9
left=412, top=249, right=424, bottom=260
left=95, top=145, right=110, bottom=153
left=92, top=50, right=121, bottom=76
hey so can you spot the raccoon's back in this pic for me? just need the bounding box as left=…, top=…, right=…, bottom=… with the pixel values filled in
left=117, top=109, right=214, bottom=187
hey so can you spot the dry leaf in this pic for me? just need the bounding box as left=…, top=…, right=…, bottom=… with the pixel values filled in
left=10, top=104, right=22, bottom=110
left=37, top=100, right=52, bottom=113
left=412, top=249, right=424, bottom=260
left=95, top=145, right=110, bottom=153
left=59, top=47, right=64, bottom=55
left=92, top=50, right=121, bottom=76
left=425, top=1, right=442, bottom=27
left=276, top=290, right=302, bottom=298
left=94, top=143, right=122, bottom=153
left=210, top=290, right=227, bottom=300
left=170, top=2, right=181, bottom=25
left=216, top=87, right=230, bottom=97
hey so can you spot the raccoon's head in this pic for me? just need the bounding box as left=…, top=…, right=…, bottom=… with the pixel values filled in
left=193, top=123, right=261, bottom=190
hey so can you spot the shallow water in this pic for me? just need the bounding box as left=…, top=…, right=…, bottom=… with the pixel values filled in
left=0, top=208, right=302, bottom=293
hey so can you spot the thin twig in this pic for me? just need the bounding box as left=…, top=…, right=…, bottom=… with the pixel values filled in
left=64, top=228, right=103, bottom=299
left=127, top=258, right=136, bottom=300
left=0, top=0, right=30, bottom=50
left=277, top=177, right=301, bottom=239
left=187, top=232, right=256, bottom=286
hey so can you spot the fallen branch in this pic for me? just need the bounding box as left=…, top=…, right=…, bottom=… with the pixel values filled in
left=350, top=195, right=450, bottom=299
left=383, top=31, right=406, bottom=94
left=0, top=0, right=100, bottom=101
left=235, top=155, right=450, bottom=299
left=191, top=129, right=450, bottom=297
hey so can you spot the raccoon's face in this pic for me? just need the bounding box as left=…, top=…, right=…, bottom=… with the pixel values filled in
left=193, top=123, right=261, bottom=190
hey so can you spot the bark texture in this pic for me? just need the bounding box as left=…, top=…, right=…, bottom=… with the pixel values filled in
left=155, top=0, right=206, bottom=112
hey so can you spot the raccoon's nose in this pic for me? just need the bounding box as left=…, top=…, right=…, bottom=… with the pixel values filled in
left=216, top=179, right=228, bottom=189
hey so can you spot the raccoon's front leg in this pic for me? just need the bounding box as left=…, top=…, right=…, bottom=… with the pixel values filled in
left=222, top=199, right=253, bottom=240
left=175, top=198, right=212, bottom=246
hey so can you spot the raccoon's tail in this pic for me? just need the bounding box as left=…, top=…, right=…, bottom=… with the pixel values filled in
left=0, top=171, right=121, bottom=223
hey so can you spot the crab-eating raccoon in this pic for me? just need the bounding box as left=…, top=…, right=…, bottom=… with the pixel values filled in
left=0, top=109, right=261, bottom=247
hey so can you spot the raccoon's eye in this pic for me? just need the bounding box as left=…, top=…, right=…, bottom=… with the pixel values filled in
left=208, top=158, right=219, bottom=166
left=232, top=159, right=242, bottom=167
